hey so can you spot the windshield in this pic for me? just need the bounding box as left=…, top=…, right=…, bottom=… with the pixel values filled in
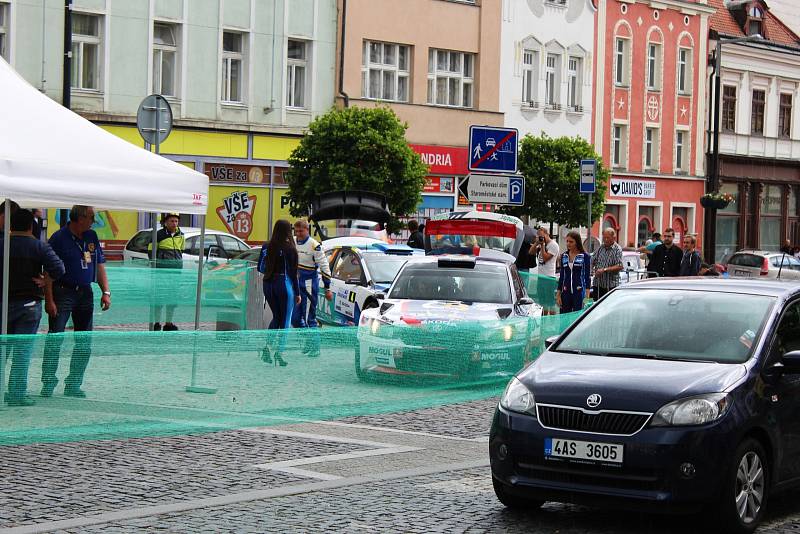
left=555, top=289, right=775, bottom=363
left=363, top=255, right=410, bottom=284
left=389, top=263, right=511, bottom=303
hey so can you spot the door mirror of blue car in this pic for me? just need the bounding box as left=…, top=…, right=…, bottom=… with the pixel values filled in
left=781, top=350, right=800, bottom=374
left=545, top=335, right=559, bottom=349
left=518, top=297, right=534, bottom=306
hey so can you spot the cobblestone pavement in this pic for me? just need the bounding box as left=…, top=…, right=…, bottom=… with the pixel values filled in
left=5, top=397, right=800, bottom=533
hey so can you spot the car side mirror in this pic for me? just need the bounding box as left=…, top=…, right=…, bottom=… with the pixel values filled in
left=781, top=350, right=800, bottom=374
left=375, top=292, right=385, bottom=300
left=545, top=335, right=559, bottom=349
left=518, top=297, right=534, bottom=306
left=346, top=277, right=362, bottom=285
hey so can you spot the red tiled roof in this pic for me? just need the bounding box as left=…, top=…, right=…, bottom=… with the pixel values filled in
left=708, top=0, right=800, bottom=46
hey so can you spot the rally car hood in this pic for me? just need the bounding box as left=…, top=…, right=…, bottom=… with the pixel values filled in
left=520, top=352, right=747, bottom=412
left=372, top=299, right=520, bottom=323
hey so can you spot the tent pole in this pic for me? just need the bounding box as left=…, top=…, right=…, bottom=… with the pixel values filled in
left=1, top=199, right=11, bottom=408
left=186, top=215, right=215, bottom=394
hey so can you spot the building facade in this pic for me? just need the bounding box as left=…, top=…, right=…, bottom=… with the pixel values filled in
left=500, top=0, right=596, bottom=141
left=708, top=0, right=800, bottom=260
left=1, top=0, right=337, bottom=248
left=592, top=0, right=714, bottom=249
left=336, top=0, right=503, bottom=219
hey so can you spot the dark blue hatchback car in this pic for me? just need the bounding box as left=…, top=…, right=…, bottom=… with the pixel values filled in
left=490, top=279, right=800, bottom=534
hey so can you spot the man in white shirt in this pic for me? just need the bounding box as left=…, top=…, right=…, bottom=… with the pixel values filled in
left=292, top=220, right=332, bottom=329
left=529, top=228, right=559, bottom=314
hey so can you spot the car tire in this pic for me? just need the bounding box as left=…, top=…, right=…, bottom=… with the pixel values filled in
left=492, top=477, right=544, bottom=511
left=714, top=438, right=769, bottom=534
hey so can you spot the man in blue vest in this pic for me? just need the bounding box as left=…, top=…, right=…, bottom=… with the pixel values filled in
left=41, top=205, right=111, bottom=398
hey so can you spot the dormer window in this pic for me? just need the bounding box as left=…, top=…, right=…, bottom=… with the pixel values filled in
left=747, top=5, right=764, bottom=37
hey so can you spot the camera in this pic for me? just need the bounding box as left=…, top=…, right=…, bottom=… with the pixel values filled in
left=538, top=236, right=545, bottom=242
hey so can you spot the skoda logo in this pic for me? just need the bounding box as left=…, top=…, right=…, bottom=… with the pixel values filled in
left=586, top=394, right=602, bottom=408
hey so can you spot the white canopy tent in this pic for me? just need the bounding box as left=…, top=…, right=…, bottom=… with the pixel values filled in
left=0, top=57, right=212, bottom=400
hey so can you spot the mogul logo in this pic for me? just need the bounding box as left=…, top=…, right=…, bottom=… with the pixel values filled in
left=216, top=191, right=257, bottom=239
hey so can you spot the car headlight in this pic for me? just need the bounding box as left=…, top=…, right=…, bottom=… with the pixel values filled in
left=651, top=393, right=731, bottom=427
left=499, top=377, right=536, bottom=415
left=502, top=325, right=513, bottom=342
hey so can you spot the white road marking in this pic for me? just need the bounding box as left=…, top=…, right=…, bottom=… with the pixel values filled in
left=316, top=420, right=488, bottom=442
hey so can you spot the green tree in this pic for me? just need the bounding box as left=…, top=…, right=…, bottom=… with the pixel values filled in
left=286, top=106, right=427, bottom=232
left=501, top=134, right=609, bottom=229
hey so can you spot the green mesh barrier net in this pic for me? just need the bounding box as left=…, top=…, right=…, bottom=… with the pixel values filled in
left=0, top=266, right=584, bottom=446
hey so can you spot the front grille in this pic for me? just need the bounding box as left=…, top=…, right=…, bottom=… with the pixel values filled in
left=537, top=404, right=651, bottom=436
left=515, top=456, right=664, bottom=492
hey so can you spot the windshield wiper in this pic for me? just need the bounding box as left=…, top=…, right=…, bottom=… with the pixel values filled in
left=554, top=348, right=606, bottom=356
left=597, top=352, right=718, bottom=364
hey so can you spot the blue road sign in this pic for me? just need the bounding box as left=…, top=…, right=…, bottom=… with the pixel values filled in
left=509, top=175, right=525, bottom=205
left=468, top=126, right=518, bottom=173
left=580, top=159, right=596, bottom=194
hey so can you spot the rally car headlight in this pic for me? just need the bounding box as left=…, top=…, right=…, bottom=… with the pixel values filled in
left=651, top=393, right=731, bottom=427
left=499, top=377, right=536, bottom=415
left=502, top=325, right=513, bottom=342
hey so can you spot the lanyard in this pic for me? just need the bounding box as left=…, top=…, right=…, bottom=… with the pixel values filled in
left=71, top=233, right=87, bottom=255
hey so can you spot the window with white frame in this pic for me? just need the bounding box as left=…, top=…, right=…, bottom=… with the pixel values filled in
left=646, top=42, right=661, bottom=90
left=567, top=56, right=581, bottom=110
left=152, top=23, right=178, bottom=97
left=645, top=128, right=659, bottom=170
left=614, top=37, right=630, bottom=86
left=362, top=41, right=410, bottom=102
left=286, top=39, right=308, bottom=109
left=545, top=53, right=559, bottom=108
left=71, top=13, right=102, bottom=91
left=675, top=130, right=687, bottom=172
left=521, top=49, right=537, bottom=105
left=221, top=31, right=245, bottom=103
left=677, top=47, right=691, bottom=94
left=427, top=49, right=474, bottom=108
left=613, top=124, right=627, bottom=168
left=0, top=3, right=8, bottom=62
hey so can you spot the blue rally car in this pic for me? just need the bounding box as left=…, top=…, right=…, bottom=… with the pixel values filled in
left=491, top=278, right=800, bottom=534
left=315, top=242, right=421, bottom=326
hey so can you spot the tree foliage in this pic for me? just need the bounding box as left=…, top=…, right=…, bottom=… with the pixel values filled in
left=286, top=106, right=427, bottom=231
left=501, top=134, right=609, bottom=228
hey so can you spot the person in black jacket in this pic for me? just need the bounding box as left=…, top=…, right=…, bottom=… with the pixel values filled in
left=649, top=228, right=683, bottom=277
left=406, top=220, right=425, bottom=249
left=679, top=235, right=701, bottom=276
left=258, top=220, right=300, bottom=366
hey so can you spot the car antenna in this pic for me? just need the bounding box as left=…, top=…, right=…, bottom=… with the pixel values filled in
left=778, top=252, right=787, bottom=280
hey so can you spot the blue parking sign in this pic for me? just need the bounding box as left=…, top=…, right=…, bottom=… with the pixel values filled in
left=469, top=126, right=518, bottom=174
left=509, top=176, right=525, bottom=205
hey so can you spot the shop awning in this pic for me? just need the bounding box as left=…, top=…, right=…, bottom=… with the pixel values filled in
left=0, top=58, right=208, bottom=214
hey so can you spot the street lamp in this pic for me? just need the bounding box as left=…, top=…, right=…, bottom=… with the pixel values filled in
left=704, top=33, right=764, bottom=262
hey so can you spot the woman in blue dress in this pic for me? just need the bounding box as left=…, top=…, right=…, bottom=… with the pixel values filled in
left=258, top=219, right=301, bottom=365
left=556, top=230, right=591, bottom=314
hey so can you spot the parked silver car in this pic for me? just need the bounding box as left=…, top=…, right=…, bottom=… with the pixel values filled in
left=727, top=250, right=800, bottom=280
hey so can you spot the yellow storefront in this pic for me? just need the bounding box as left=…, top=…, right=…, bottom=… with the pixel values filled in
left=45, top=126, right=302, bottom=256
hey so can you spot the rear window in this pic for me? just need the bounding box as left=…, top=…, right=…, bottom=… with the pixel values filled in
left=389, top=263, right=511, bottom=303
left=728, top=254, right=764, bottom=268
left=771, top=255, right=800, bottom=270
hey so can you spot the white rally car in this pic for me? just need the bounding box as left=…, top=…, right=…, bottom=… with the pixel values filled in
left=315, top=242, right=423, bottom=326
left=356, top=254, right=542, bottom=382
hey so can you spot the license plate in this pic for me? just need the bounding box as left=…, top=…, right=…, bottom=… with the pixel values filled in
left=544, top=438, right=623, bottom=464
left=734, top=269, right=752, bottom=278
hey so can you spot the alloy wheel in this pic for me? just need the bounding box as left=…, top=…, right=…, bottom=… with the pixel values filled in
left=735, top=451, right=765, bottom=524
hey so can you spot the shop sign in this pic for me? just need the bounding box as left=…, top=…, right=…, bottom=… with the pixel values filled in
left=205, top=163, right=270, bottom=185
left=423, top=176, right=455, bottom=194
left=410, top=144, right=469, bottom=176
left=216, top=191, right=258, bottom=239
left=609, top=178, right=656, bottom=199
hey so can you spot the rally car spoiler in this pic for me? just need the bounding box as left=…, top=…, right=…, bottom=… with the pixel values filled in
left=309, top=191, right=391, bottom=224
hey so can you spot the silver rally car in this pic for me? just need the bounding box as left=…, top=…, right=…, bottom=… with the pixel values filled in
left=356, top=254, right=542, bottom=382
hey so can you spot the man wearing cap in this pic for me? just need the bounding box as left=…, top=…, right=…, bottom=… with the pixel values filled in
left=0, top=209, right=65, bottom=406
left=41, top=205, right=111, bottom=398
left=148, top=213, right=185, bottom=331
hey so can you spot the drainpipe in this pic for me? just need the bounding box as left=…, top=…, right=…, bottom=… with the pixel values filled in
left=62, top=0, right=72, bottom=109
left=338, top=0, right=349, bottom=107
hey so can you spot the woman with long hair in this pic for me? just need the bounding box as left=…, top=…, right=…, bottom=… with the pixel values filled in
left=258, top=219, right=301, bottom=365
left=556, top=231, right=591, bottom=314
